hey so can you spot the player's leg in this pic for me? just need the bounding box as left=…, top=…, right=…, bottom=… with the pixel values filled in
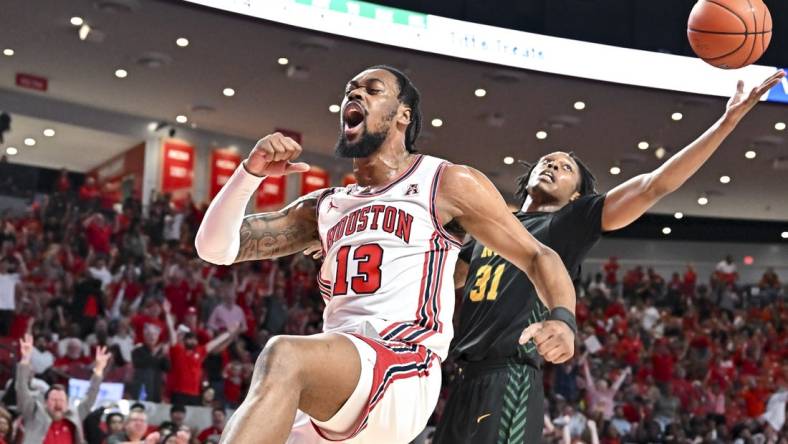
left=220, top=333, right=361, bottom=444
left=496, top=364, right=544, bottom=444
left=433, top=365, right=510, bottom=444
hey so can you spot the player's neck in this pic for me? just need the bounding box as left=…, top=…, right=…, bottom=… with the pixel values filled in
left=521, top=195, right=567, bottom=213
left=352, top=143, right=415, bottom=188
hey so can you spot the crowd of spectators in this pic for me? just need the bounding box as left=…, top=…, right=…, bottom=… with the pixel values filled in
left=529, top=257, right=787, bottom=444
left=0, top=172, right=785, bottom=443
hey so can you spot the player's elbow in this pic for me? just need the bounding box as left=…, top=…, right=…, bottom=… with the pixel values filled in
left=194, top=230, right=237, bottom=266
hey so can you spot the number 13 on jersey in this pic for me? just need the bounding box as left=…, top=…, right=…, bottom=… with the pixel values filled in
left=333, top=243, right=384, bottom=295
left=469, top=264, right=505, bottom=302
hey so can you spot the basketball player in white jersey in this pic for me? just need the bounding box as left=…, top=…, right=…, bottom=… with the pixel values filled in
left=195, top=66, right=577, bottom=444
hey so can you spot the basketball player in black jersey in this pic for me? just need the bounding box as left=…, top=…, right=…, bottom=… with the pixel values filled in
left=433, top=70, right=784, bottom=444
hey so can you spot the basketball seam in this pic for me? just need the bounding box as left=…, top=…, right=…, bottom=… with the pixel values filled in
left=688, top=28, right=771, bottom=35
left=704, top=0, right=748, bottom=32
left=695, top=33, right=748, bottom=61
left=761, top=7, right=767, bottom=54
left=695, top=0, right=750, bottom=62
left=743, top=0, right=757, bottom=66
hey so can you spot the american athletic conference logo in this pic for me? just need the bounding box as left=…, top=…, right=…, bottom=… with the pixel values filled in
left=405, top=184, right=419, bottom=196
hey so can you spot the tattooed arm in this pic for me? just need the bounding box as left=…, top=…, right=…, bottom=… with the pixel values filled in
left=195, top=132, right=314, bottom=265
left=235, top=191, right=322, bottom=262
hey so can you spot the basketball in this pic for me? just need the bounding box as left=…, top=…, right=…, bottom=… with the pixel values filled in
left=687, top=0, right=772, bottom=69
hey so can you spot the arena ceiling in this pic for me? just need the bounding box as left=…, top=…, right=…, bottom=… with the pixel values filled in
left=0, top=0, right=786, bottom=221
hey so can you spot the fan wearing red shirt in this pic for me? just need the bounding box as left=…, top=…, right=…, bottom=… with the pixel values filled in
left=83, top=214, right=112, bottom=255
left=56, top=168, right=72, bottom=193
left=603, top=256, right=619, bottom=286
left=131, top=299, right=169, bottom=345
left=741, top=377, right=770, bottom=418
left=166, top=321, right=242, bottom=405
left=79, top=177, right=100, bottom=201
left=164, top=269, right=193, bottom=322
left=651, top=339, right=676, bottom=384
left=198, top=408, right=227, bottom=443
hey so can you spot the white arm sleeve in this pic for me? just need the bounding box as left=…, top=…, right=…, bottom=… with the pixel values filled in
left=195, top=164, right=265, bottom=265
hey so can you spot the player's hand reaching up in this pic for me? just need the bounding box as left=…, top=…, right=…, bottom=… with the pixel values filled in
left=244, top=132, right=311, bottom=177
left=724, top=70, right=785, bottom=123
left=518, top=320, right=575, bottom=364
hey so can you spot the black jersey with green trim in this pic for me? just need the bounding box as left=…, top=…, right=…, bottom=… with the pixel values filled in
left=450, top=194, right=606, bottom=363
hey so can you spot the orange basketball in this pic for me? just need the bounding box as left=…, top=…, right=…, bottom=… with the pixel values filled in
left=687, top=0, right=772, bottom=69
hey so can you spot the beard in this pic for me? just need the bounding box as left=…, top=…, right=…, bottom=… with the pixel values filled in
left=334, top=108, right=397, bottom=158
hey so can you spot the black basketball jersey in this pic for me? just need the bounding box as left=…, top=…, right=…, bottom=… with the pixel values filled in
left=450, top=194, right=606, bottom=364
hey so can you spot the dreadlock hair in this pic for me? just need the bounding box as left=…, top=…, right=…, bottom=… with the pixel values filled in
left=368, top=65, right=422, bottom=153
left=514, top=152, right=597, bottom=206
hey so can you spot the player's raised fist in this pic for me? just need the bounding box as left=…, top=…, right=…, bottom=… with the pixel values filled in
left=244, top=132, right=311, bottom=177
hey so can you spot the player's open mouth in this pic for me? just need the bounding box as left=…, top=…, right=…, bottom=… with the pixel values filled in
left=539, top=171, right=555, bottom=183
left=343, top=102, right=365, bottom=139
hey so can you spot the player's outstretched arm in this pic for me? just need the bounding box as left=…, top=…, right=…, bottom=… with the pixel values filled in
left=195, top=133, right=320, bottom=264
left=438, top=165, right=576, bottom=363
left=602, top=70, right=784, bottom=231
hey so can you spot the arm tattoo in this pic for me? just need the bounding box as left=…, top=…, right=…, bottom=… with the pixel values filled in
left=235, top=193, right=321, bottom=262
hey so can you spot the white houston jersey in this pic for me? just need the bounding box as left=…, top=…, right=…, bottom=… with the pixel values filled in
left=315, top=155, right=462, bottom=360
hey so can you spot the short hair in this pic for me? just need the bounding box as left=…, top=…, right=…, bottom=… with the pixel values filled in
left=129, top=402, right=146, bottom=412
left=368, top=65, right=422, bottom=153
left=45, top=384, right=67, bottom=401
left=514, top=152, right=597, bottom=206
left=212, top=407, right=226, bottom=416
left=106, top=412, right=124, bottom=424
left=170, top=404, right=186, bottom=414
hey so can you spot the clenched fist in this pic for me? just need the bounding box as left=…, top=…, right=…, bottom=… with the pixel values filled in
left=518, top=320, right=575, bottom=364
left=244, top=132, right=311, bottom=177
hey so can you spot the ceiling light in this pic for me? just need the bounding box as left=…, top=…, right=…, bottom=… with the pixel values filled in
left=655, top=147, right=667, bottom=159
left=674, top=212, right=684, bottom=219
left=609, top=165, right=621, bottom=175
left=745, top=150, right=757, bottom=159
left=78, top=23, right=91, bottom=41
left=671, top=112, right=683, bottom=121
left=573, top=101, right=586, bottom=110
left=781, top=231, right=788, bottom=239
left=431, top=118, right=443, bottom=128
left=2, top=48, right=14, bottom=57
left=43, top=128, right=55, bottom=137
left=474, top=88, right=487, bottom=98
left=662, top=227, right=672, bottom=235
left=775, top=122, right=786, bottom=131
left=175, top=115, right=188, bottom=124
left=114, top=68, right=128, bottom=79
left=638, top=141, right=649, bottom=150
left=503, top=156, right=514, bottom=165
left=277, top=57, right=289, bottom=65
left=70, top=16, right=84, bottom=26
left=697, top=196, right=708, bottom=206
left=176, top=37, right=190, bottom=47
left=24, top=138, right=36, bottom=147
left=719, top=175, right=731, bottom=184
left=147, top=122, right=159, bottom=131
left=536, top=130, right=548, bottom=140
left=5, top=147, right=17, bottom=156
left=328, top=104, right=340, bottom=113
left=222, top=87, right=235, bottom=97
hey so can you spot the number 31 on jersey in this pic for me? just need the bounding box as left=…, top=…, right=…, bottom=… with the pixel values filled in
left=469, top=263, right=505, bottom=302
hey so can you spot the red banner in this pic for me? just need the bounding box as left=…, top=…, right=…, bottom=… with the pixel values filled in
left=87, top=142, right=145, bottom=201
left=161, top=140, right=194, bottom=201
left=301, top=167, right=329, bottom=195
left=256, top=175, right=286, bottom=210
left=342, top=173, right=356, bottom=187
left=210, top=149, right=241, bottom=198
